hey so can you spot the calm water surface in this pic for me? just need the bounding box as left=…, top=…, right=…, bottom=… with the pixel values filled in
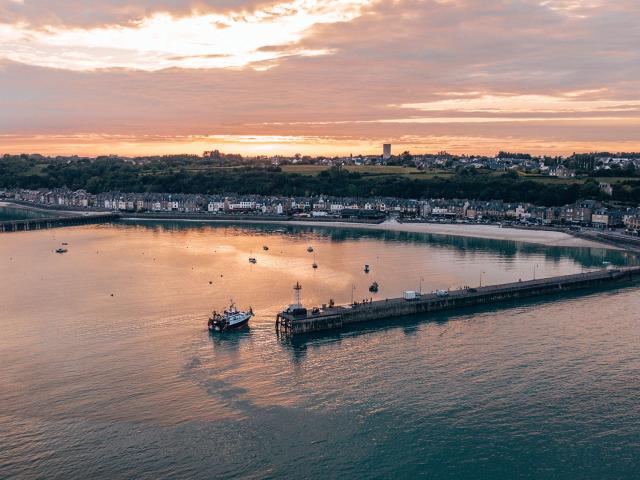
left=0, top=204, right=52, bottom=221
left=1, top=220, right=639, bottom=479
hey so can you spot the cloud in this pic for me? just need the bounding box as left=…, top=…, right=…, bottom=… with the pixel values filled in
left=0, top=0, right=276, bottom=28
left=399, top=93, right=640, bottom=115
left=0, top=0, right=639, bottom=155
left=0, top=1, right=370, bottom=70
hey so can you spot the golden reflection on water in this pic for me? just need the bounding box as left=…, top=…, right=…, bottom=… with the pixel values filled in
left=0, top=221, right=633, bottom=424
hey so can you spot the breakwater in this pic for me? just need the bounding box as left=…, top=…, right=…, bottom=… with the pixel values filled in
left=0, top=213, right=120, bottom=233
left=276, top=267, right=640, bottom=335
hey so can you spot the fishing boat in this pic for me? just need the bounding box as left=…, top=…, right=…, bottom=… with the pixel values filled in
left=364, top=264, right=370, bottom=273
left=312, top=253, right=318, bottom=269
left=249, top=257, right=257, bottom=264
left=208, top=302, right=253, bottom=332
left=55, top=248, right=67, bottom=254
left=369, top=281, right=379, bottom=293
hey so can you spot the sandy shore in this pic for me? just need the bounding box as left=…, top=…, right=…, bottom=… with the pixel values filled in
left=286, top=220, right=618, bottom=249
left=3, top=200, right=617, bottom=249
left=123, top=215, right=618, bottom=250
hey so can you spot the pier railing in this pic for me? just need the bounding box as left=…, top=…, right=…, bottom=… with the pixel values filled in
left=0, top=213, right=120, bottom=233
left=276, top=266, right=640, bottom=335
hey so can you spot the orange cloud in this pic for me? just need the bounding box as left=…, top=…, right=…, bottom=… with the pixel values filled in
left=1, top=0, right=639, bottom=155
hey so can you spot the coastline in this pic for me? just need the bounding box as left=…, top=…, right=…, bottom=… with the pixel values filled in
left=121, top=216, right=620, bottom=250
left=295, top=220, right=617, bottom=249
left=0, top=200, right=620, bottom=249
left=0, top=201, right=85, bottom=216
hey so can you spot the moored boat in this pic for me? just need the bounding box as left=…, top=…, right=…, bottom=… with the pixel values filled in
left=208, top=302, right=253, bottom=332
left=55, top=248, right=68, bottom=254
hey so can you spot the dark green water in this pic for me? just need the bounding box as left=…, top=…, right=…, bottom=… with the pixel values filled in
left=0, top=204, right=52, bottom=221
left=1, top=221, right=639, bottom=479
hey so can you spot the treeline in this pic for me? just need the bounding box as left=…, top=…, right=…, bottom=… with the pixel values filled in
left=2, top=158, right=640, bottom=206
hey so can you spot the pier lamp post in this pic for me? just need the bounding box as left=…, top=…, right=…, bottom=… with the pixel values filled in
left=351, top=284, right=356, bottom=305
left=419, top=276, right=424, bottom=295
left=533, top=264, right=539, bottom=280
left=480, top=271, right=485, bottom=287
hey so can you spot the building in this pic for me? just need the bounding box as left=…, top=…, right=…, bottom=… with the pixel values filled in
left=624, top=215, right=640, bottom=233
left=591, top=209, right=624, bottom=228
left=552, top=165, right=576, bottom=178
left=383, top=144, right=391, bottom=160
left=599, top=182, right=613, bottom=196
left=561, top=200, right=598, bottom=224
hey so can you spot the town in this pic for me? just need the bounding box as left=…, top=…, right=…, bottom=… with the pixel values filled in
left=3, top=146, right=640, bottom=237
left=5, top=148, right=640, bottom=176
left=4, top=187, right=640, bottom=235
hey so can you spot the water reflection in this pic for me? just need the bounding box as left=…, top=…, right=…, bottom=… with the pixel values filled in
left=3, top=221, right=640, bottom=479
left=0, top=204, right=53, bottom=221
left=119, top=219, right=636, bottom=269
left=208, top=328, right=252, bottom=352
left=276, top=283, right=640, bottom=362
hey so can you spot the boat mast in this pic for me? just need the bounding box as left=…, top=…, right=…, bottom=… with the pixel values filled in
left=293, top=282, right=302, bottom=308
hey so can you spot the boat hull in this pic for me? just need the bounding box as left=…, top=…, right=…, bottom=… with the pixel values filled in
left=208, top=315, right=251, bottom=332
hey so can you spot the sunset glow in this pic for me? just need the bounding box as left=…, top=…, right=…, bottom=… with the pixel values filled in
left=0, top=0, right=370, bottom=70
left=1, top=0, right=640, bottom=155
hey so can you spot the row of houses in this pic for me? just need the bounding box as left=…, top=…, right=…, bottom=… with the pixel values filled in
left=3, top=189, right=421, bottom=216
left=3, top=188, right=640, bottom=231
left=421, top=199, right=628, bottom=227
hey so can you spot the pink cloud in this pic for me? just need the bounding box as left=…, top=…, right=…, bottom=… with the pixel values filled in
left=1, top=0, right=639, bottom=155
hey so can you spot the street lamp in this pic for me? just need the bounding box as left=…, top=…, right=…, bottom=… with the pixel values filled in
left=480, top=271, right=485, bottom=287
left=533, top=263, right=539, bottom=280
left=419, top=276, right=424, bottom=295
left=351, top=284, right=356, bottom=304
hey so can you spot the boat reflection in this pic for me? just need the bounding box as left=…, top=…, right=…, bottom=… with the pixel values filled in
left=208, top=327, right=252, bottom=351
left=118, top=219, right=637, bottom=269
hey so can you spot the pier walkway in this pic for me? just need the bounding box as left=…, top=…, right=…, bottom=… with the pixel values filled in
left=0, top=213, right=119, bottom=233
left=276, top=266, right=640, bottom=335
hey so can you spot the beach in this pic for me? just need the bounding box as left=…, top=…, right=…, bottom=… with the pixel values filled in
left=124, top=216, right=617, bottom=250
left=285, top=220, right=617, bottom=249
left=1, top=200, right=617, bottom=249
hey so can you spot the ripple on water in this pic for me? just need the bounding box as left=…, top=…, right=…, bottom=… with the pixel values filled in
left=1, top=223, right=639, bottom=479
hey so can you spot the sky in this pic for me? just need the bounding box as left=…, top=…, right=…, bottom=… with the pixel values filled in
left=1, top=0, right=639, bottom=157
